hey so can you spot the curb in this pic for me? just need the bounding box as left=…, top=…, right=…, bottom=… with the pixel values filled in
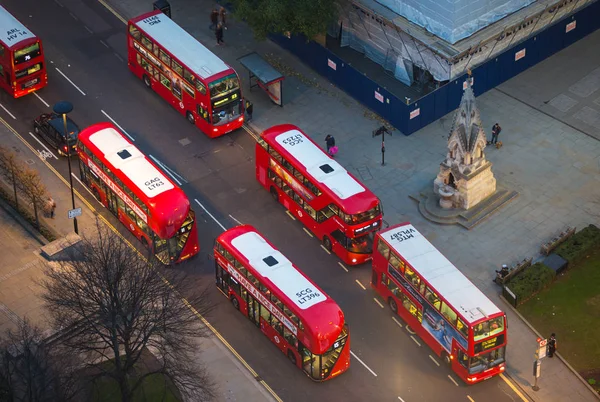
left=499, top=295, right=600, bottom=400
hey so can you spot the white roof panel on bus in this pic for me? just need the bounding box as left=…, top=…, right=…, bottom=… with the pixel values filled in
left=380, top=224, right=501, bottom=323
left=275, top=130, right=365, bottom=200
left=89, top=128, right=174, bottom=199
left=135, top=12, right=229, bottom=79
left=231, top=231, right=327, bottom=310
left=0, top=6, right=36, bottom=46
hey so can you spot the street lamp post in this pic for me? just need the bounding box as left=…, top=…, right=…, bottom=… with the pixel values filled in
left=53, top=101, right=78, bottom=235
left=372, top=125, right=391, bottom=166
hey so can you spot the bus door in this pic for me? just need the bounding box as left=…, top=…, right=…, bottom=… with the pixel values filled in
left=215, top=262, right=229, bottom=293
left=245, top=294, right=260, bottom=327
left=106, top=188, right=119, bottom=217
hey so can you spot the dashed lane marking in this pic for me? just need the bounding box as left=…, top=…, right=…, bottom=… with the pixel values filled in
left=337, top=262, right=348, bottom=272
left=429, top=355, right=440, bottom=366
left=373, top=298, right=384, bottom=308
left=448, top=375, right=459, bottom=386
left=467, top=396, right=475, bottom=402
left=55, top=67, right=86, bottom=96
left=194, top=199, right=227, bottom=231
left=410, top=336, right=421, bottom=346
left=28, top=132, right=58, bottom=159
left=350, top=351, right=377, bottom=377
left=285, top=210, right=296, bottom=220
left=0, top=103, right=16, bottom=120
left=33, top=92, right=49, bottom=107
left=355, top=279, right=366, bottom=290
left=392, top=316, right=403, bottom=328
left=320, top=245, right=331, bottom=255
left=101, top=110, right=134, bottom=141
left=303, top=228, right=313, bottom=238
left=229, top=214, right=243, bottom=225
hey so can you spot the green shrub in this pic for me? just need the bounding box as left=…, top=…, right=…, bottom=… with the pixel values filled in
left=555, top=224, right=600, bottom=265
left=508, top=262, right=556, bottom=305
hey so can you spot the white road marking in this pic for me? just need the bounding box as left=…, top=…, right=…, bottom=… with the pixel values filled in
left=229, top=214, right=242, bottom=225
left=0, top=103, right=16, bottom=120
left=100, top=110, right=134, bottom=141
left=55, top=68, right=86, bottom=96
left=99, top=40, right=109, bottom=48
left=373, top=298, right=384, bottom=309
left=69, top=12, right=78, bottom=21
left=84, top=25, right=93, bottom=34
left=195, top=199, right=226, bottom=231
left=73, top=174, right=103, bottom=206
left=355, top=280, right=366, bottom=290
left=285, top=210, right=296, bottom=220
left=54, top=0, right=64, bottom=7
left=320, top=245, right=331, bottom=255
left=303, top=228, right=313, bottom=238
left=448, top=375, right=459, bottom=386
left=29, top=132, right=58, bottom=159
left=429, top=355, right=440, bottom=366
left=398, top=397, right=406, bottom=402
left=392, top=316, right=403, bottom=328
left=467, top=396, right=475, bottom=402
left=337, top=262, right=348, bottom=272
left=33, top=92, right=50, bottom=107
left=350, top=351, right=377, bottom=377
left=114, top=53, right=124, bottom=62
left=410, top=336, right=421, bottom=346
left=148, top=154, right=182, bottom=185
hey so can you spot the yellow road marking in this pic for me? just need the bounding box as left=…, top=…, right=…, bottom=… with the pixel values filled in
left=499, top=373, right=528, bottom=402
left=0, top=116, right=282, bottom=402
left=467, top=396, right=475, bottom=402
left=97, top=0, right=127, bottom=24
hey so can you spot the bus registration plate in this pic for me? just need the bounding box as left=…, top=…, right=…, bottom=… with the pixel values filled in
left=23, top=78, right=39, bottom=88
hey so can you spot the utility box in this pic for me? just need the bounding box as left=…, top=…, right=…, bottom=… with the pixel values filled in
left=153, top=0, right=171, bottom=18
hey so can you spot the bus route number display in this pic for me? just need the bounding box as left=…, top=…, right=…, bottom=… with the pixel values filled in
left=142, top=16, right=161, bottom=26
left=390, top=227, right=416, bottom=243
left=282, top=133, right=303, bottom=147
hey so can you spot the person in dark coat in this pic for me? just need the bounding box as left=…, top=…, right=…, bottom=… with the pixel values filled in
left=325, top=135, right=335, bottom=153
left=245, top=100, right=253, bottom=121
left=215, top=23, right=224, bottom=45
left=210, top=8, right=219, bottom=30
left=548, top=333, right=557, bottom=357
left=491, top=123, right=502, bottom=144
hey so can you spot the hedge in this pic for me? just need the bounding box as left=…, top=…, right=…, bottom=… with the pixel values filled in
left=555, top=224, right=600, bottom=265
left=507, top=262, right=556, bottom=305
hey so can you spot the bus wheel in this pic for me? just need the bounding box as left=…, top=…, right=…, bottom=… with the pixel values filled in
left=287, top=350, right=297, bottom=365
left=186, top=111, right=195, bottom=125
left=269, top=187, right=279, bottom=203
left=389, top=298, right=398, bottom=314
left=92, top=188, right=101, bottom=202
left=231, top=296, right=240, bottom=310
left=143, top=75, right=151, bottom=88
left=442, top=352, right=451, bottom=365
left=322, top=236, right=332, bottom=252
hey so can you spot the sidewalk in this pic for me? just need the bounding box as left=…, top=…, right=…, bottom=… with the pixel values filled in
left=0, top=122, right=275, bottom=401
left=102, top=0, right=600, bottom=400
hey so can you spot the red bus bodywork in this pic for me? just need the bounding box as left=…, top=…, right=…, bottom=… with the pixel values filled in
left=77, top=122, right=199, bottom=264
left=371, top=222, right=507, bottom=384
left=256, top=124, right=383, bottom=265
left=127, top=11, right=244, bottom=138
left=0, top=5, right=47, bottom=98
left=215, top=225, right=350, bottom=381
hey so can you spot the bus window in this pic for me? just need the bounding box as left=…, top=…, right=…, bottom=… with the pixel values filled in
left=405, top=266, right=421, bottom=288
left=129, top=24, right=141, bottom=40
left=377, top=239, right=390, bottom=260
left=441, top=302, right=458, bottom=324
left=424, top=287, right=441, bottom=310
left=456, top=317, right=468, bottom=338
left=271, top=316, right=283, bottom=335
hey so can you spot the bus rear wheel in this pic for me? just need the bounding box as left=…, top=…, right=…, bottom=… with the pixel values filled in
left=143, top=75, right=151, bottom=88
left=269, top=187, right=279, bottom=203
left=287, top=350, right=297, bottom=365
left=186, top=111, right=195, bottom=125
left=231, top=296, right=240, bottom=310
left=441, top=352, right=451, bottom=365
left=389, top=298, right=398, bottom=314
left=323, top=236, right=332, bottom=252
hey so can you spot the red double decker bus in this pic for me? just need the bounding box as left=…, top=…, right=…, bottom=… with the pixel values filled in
left=371, top=222, right=507, bottom=384
left=256, top=124, right=383, bottom=265
left=127, top=11, right=244, bottom=138
left=215, top=225, right=351, bottom=381
left=77, top=122, right=199, bottom=264
left=0, top=5, right=47, bottom=98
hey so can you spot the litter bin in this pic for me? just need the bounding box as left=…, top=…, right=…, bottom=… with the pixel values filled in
left=153, top=0, right=171, bottom=18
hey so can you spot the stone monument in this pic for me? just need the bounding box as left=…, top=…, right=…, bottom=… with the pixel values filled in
left=433, top=73, right=496, bottom=209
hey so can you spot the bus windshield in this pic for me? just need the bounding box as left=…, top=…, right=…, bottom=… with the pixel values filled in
left=209, top=74, right=240, bottom=98
left=473, top=316, right=505, bottom=341
left=14, top=42, right=41, bottom=64
left=343, top=204, right=381, bottom=225
left=346, top=232, right=374, bottom=254
left=466, top=346, right=505, bottom=374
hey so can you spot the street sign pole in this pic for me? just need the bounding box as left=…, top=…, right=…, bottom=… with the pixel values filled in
left=533, top=359, right=541, bottom=391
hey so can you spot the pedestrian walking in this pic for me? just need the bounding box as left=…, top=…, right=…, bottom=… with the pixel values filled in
left=215, top=23, right=224, bottom=45
left=219, top=7, right=227, bottom=28
left=325, top=135, right=335, bottom=153
left=46, top=197, right=56, bottom=219
left=210, top=8, right=219, bottom=30
left=245, top=100, right=253, bottom=121
left=491, top=123, right=502, bottom=144
left=548, top=333, right=557, bottom=357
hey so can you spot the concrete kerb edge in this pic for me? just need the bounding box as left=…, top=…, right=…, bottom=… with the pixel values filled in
left=499, top=295, right=600, bottom=400
left=0, top=194, right=49, bottom=246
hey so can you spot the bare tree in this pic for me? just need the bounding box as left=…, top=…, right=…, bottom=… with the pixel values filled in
left=18, top=166, right=48, bottom=230
left=0, top=146, right=24, bottom=211
left=0, top=319, right=81, bottom=402
left=40, top=221, right=214, bottom=402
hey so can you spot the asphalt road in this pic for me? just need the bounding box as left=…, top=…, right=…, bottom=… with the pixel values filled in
left=0, top=0, right=522, bottom=401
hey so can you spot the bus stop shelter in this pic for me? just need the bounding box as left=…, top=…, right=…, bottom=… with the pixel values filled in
left=238, top=52, right=284, bottom=106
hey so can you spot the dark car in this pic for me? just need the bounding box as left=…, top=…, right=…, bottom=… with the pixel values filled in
left=33, top=112, right=80, bottom=156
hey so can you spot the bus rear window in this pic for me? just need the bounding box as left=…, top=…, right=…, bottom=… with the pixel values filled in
left=13, top=42, right=41, bottom=64
left=15, top=63, right=42, bottom=79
